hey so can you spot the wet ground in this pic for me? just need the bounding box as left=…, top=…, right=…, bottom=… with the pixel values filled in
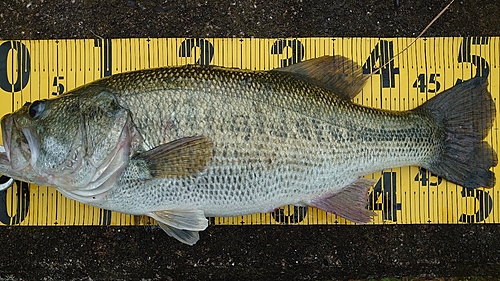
left=1, top=224, right=500, bottom=280
left=1, top=0, right=500, bottom=280
left=0, top=0, right=499, bottom=39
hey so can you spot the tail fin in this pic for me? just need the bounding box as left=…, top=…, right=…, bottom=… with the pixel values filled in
left=417, top=77, right=497, bottom=189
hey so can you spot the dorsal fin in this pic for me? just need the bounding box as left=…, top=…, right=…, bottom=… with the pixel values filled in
left=275, top=55, right=369, bottom=100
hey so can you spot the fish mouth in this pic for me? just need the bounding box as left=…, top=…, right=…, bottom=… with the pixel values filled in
left=0, top=115, right=12, bottom=167
left=0, top=144, right=8, bottom=167
left=0, top=115, right=40, bottom=172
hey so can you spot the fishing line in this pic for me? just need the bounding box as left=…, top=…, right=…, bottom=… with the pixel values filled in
left=369, top=0, right=455, bottom=77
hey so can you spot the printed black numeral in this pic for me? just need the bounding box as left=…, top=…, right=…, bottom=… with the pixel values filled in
left=94, top=39, right=113, bottom=77
left=367, top=172, right=401, bottom=221
left=460, top=187, right=492, bottom=223
left=0, top=41, right=31, bottom=92
left=272, top=206, right=307, bottom=224
left=413, top=74, right=441, bottom=93
left=0, top=180, right=30, bottom=225
left=270, top=39, right=304, bottom=67
left=51, top=76, right=65, bottom=96
left=99, top=209, right=112, bottom=225
left=178, top=39, right=214, bottom=66
left=362, top=40, right=399, bottom=88
left=456, top=37, right=489, bottom=84
left=414, top=168, right=442, bottom=186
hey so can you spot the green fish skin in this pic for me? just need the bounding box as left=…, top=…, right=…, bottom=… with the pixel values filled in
left=0, top=56, right=496, bottom=245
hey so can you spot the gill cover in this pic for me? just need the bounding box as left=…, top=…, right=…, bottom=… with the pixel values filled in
left=52, top=90, right=135, bottom=194
left=1, top=86, right=136, bottom=198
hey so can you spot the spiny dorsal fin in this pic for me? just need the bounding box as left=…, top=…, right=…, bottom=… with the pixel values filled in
left=132, top=136, right=213, bottom=178
left=275, top=55, right=369, bottom=100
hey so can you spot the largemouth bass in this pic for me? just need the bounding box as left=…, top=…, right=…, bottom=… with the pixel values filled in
left=0, top=56, right=496, bottom=245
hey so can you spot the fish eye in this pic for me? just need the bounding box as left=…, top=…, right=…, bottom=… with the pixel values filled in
left=28, top=100, right=45, bottom=119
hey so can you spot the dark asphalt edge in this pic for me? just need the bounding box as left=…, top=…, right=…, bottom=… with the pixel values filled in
left=1, top=0, right=500, bottom=280
left=1, top=224, right=500, bottom=280
left=1, top=0, right=499, bottom=39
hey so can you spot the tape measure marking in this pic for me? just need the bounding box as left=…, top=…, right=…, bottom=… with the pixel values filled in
left=0, top=37, right=498, bottom=226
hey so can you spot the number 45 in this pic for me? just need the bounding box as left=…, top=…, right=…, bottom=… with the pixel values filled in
left=413, top=73, right=441, bottom=93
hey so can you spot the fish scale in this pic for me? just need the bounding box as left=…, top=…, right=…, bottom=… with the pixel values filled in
left=95, top=65, right=438, bottom=213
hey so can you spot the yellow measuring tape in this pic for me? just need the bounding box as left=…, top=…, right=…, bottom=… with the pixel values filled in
left=0, top=37, right=498, bottom=226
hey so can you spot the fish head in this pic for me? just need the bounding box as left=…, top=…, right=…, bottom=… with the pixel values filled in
left=0, top=86, right=136, bottom=192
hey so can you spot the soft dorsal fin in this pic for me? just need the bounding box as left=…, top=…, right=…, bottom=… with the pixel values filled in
left=275, top=55, right=369, bottom=100
left=132, top=136, right=213, bottom=178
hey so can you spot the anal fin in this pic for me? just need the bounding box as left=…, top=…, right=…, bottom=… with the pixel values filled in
left=309, top=178, right=376, bottom=223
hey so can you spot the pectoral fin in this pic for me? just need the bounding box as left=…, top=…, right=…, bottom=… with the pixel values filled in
left=309, top=178, right=376, bottom=223
left=133, top=136, right=213, bottom=178
left=151, top=209, right=209, bottom=245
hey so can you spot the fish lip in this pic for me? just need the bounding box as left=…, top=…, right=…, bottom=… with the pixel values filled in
left=0, top=114, right=12, bottom=164
left=0, top=146, right=8, bottom=167
left=21, top=127, right=39, bottom=168
left=1, top=115, right=39, bottom=172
